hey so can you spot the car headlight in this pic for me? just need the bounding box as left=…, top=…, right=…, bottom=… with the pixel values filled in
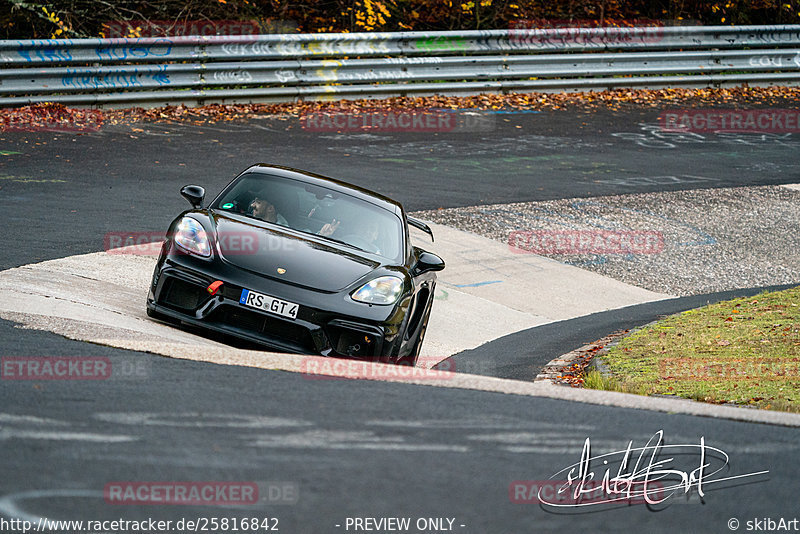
left=351, top=276, right=403, bottom=305
left=174, top=217, right=211, bottom=257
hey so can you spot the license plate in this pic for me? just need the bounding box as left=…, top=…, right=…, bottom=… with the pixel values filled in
left=239, top=289, right=299, bottom=320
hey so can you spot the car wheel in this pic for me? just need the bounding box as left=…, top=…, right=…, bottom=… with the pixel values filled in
left=396, top=293, right=434, bottom=367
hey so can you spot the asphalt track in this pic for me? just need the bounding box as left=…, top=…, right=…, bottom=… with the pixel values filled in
left=1, top=106, right=800, bottom=533
left=2, top=107, right=800, bottom=269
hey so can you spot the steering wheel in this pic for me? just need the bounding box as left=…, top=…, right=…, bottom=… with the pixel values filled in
left=341, top=234, right=379, bottom=254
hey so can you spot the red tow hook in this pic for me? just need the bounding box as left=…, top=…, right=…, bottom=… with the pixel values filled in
left=206, top=280, right=224, bottom=296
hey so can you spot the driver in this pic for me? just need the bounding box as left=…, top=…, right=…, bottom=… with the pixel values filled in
left=249, top=197, right=288, bottom=226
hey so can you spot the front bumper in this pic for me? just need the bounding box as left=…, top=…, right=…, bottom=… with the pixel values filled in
left=147, top=253, right=408, bottom=360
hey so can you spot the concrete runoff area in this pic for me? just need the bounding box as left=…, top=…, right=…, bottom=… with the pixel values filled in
left=415, top=222, right=669, bottom=321
left=0, top=222, right=668, bottom=366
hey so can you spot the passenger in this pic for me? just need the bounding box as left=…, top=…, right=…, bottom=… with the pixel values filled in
left=318, top=218, right=340, bottom=237
left=319, top=218, right=381, bottom=254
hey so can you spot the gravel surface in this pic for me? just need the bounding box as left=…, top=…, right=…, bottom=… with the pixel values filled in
left=413, top=185, right=800, bottom=296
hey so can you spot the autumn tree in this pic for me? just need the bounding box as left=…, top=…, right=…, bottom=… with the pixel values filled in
left=1, top=0, right=796, bottom=39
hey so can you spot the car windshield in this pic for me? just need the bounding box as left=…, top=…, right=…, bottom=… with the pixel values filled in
left=211, top=172, right=404, bottom=261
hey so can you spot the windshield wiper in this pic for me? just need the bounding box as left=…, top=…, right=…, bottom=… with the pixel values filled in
left=318, top=235, right=367, bottom=253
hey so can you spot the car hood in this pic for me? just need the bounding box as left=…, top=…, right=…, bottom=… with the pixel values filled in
left=212, top=213, right=380, bottom=292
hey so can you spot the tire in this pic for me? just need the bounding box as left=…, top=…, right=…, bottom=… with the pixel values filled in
left=395, top=293, right=434, bottom=367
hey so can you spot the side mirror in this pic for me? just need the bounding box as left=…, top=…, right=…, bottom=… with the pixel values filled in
left=413, top=249, right=445, bottom=275
left=180, top=185, right=205, bottom=209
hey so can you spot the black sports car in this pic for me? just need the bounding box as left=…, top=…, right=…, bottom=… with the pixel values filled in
left=146, top=164, right=444, bottom=365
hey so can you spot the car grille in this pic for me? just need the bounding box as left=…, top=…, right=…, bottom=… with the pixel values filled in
left=209, top=305, right=316, bottom=353
left=161, top=277, right=208, bottom=311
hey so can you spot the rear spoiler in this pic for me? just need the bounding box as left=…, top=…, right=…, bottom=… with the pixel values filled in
left=407, top=216, right=434, bottom=242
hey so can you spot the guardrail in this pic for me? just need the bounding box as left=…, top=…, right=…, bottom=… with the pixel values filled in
left=1, top=25, right=799, bottom=107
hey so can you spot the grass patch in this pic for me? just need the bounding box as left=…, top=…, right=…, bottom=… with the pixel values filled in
left=586, top=286, right=800, bottom=413
left=583, top=368, right=648, bottom=395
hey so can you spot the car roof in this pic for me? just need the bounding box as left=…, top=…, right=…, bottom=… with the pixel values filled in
left=244, top=164, right=404, bottom=216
